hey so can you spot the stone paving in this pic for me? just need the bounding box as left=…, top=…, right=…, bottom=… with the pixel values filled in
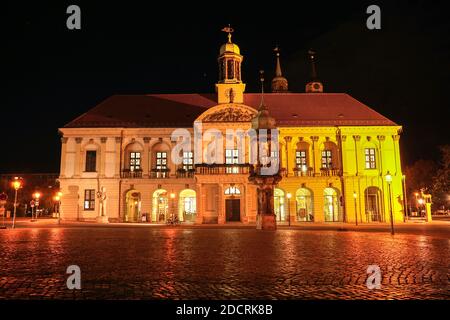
left=0, top=225, right=449, bottom=299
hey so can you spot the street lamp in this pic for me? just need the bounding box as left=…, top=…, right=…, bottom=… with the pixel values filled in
left=170, top=192, right=176, bottom=223
left=32, top=192, right=41, bottom=221
left=11, top=178, right=22, bottom=229
left=385, top=171, right=394, bottom=235
left=353, top=191, right=358, bottom=226
left=54, top=191, right=62, bottom=224
left=286, top=192, right=292, bottom=226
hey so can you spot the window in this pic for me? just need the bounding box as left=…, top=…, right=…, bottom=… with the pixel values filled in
left=321, top=150, right=332, bottom=169
left=295, top=150, right=307, bottom=169
left=85, top=151, right=97, bottom=172
left=224, top=186, right=241, bottom=195
left=365, top=148, right=376, bottom=169
left=130, top=152, right=141, bottom=171
left=225, top=149, right=239, bottom=173
left=182, top=151, right=194, bottom=170
left=156, top=152, right=167, bottom=170
left=84, top=189, right=95, bottom=210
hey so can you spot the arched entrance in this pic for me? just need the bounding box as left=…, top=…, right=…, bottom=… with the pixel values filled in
left=324, top=187, right=341, bottom=222
left=274, top=188, right=286, bottom=221
left=125, top=190, right=141, bottom=222
left=365, top=187, right=383, bottom=222
left=296, top=188, right=314, bottom=222
left=179, top=189, right=196, bottom=222
left=152, top=189, right=169, bottom=222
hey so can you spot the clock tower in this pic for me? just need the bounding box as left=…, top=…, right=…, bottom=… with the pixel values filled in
left=216, top=26, right=246, bottom=104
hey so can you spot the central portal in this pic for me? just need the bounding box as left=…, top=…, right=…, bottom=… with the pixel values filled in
left=225, top=199, right=241, bottom=222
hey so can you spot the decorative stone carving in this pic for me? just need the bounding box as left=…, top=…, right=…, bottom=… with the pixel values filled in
left=75, top=137, right=83, bottom=144
left=143, top=137, right=151, bottom=143
left=203, top=107, right=256, bottom=122
left=61, top=137, right=68, bottom=144
left=115, top=137, right=122, bottom=143
left=377, top=135, right=386, bottom=141
left=101, top=137, right=107, bottom=143
left=353, top=135, right=361, bottom=142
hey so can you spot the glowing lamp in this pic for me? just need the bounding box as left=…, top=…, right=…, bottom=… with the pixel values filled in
left=286, top=193, right=292, bottom=199
left=385, top=171, right=392, bottom=184
left=353, top=192, right=357, bottom=199
left=12, top=179, right=21, bottom=190
left=170, top=193, right=176, bottom=199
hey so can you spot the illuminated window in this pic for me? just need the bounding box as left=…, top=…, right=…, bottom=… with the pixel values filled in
left=84, top=189, right=95, bottom=210
left=130, top=152, right=141, bottom=171
left=295, top=150, right=307, bottom=169
left=321, top=150, right=332, bottom=169
left=225, top=149, right=239, bottom=173
left=155, top=152, right=167, bottom=170
left=365, top=148, right=376, bottom=169
left=182, top=151, right=194, bottom=170
left=224, top=186, right=241, bottom=195
left=85, top=151, right=97, bottom=172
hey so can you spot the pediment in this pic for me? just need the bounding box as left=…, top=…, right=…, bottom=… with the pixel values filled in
left=196, top=103, right=257, bottom=123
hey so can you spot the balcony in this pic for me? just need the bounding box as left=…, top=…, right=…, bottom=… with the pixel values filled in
left=150, top=168, right=170, bottom=179
left=195, top=163, right=252, bottom=175
left=319, top=168, right=340, bottom=176
left=121, top=169, right=143, bottom=179
left=176, top=169, right=195, bottom=179
left=293, top=167, right=314, bottom=177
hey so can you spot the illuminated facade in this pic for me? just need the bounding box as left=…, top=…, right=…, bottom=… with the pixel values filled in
left=58, top=31, right=407, bottom=224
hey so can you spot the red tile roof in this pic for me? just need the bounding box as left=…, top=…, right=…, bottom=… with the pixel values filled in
left=64, top=93, right=398, bottom=128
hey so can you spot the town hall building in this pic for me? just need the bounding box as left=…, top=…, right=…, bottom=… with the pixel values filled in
left=58, top=30, right=406, bottom=225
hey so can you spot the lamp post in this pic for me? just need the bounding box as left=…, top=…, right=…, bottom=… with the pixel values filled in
left=353, top=191, right=358, bottom=226
left=32, top=192, right=41, bottom=221
left=385, top=171, right=394, bottom=235
left=170, top=192, right=176, bottom=223
left=286, top=192, right=292, bottom=226
left=54, top=191, right=62, bottom=225
left=12, top=178, right=22, bottom=229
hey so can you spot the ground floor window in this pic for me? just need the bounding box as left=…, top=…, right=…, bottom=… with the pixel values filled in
left=84, top=189, right=95, bottom=210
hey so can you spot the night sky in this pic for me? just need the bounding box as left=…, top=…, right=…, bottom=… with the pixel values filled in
left=4, top=1, right=450, bottom=173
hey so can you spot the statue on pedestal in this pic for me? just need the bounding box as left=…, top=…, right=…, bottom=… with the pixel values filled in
left=96, top=186, right=109, bottom=223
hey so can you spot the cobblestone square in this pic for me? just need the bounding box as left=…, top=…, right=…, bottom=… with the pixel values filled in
left=0, top=222, right=449, bottom=300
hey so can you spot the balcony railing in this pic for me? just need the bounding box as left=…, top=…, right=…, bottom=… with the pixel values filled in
left=121, top=169, right=143, bottom=179
left=293, top=167, right=315, bottom=177
left=150, top=168, right=170, bottom=179
left=319, top=168, right=340, bottom=176
left=195, top=163, right=252, bottom=175
left=176, top=169, right=195, bottom=179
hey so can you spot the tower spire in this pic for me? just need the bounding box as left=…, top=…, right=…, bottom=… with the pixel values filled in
left=271, top=46, right=289, bottom=93
left=305, top=49, right=323, bottom=93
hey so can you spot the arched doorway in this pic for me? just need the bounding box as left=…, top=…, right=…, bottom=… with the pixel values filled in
left=324, top=187, right=341, bottom=222
left=365, top=187, right=383, bottom=222
left=152, top=189, right=169, bottom=222
left=296, top=188, right=314, bottom=221
left=274, top=188, right=286, bottom=221
left=125, top=190, right=141, bottom=222
left=179, top=189, right=196, bottom=222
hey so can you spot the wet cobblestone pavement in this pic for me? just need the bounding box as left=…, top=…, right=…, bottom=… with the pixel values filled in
left=0, top=226, right=449, bottom=299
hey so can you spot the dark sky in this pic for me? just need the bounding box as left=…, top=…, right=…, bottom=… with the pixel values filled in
left=4, top=0, right=450, bottom=173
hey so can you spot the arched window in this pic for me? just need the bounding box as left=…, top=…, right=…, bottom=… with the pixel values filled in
left=125, top=190, right=141, bottom=222
left=274, top=188, right=286, bottom=221
left=224, top=186, right=241, bottom=195
left=324, top=187, right=341, bottom=222
left=296, top=188, right=314, bottom=222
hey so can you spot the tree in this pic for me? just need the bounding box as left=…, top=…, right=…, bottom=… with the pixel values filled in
left=432, top=145, right=450, bottom=209
left=404, top=159, right=436, bottom=196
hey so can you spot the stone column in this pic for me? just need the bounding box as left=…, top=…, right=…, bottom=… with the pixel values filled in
left=218, top=184, right=225, bottom=224
left=59, top=137, right=68, bottom=178
left=100, top=137, right=107, bottom=178
left=114, top=137, right=122, bottom=178
left=74, top=137, right=82, bottom=178
left=143, top=137, right=151, bottom=178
